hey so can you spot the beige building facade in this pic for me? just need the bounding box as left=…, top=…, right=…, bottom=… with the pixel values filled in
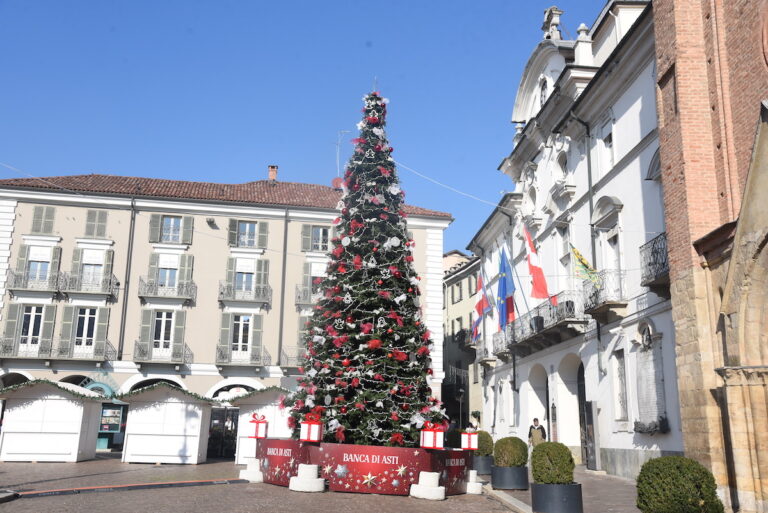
left=0, top=171, right=451, bottom=404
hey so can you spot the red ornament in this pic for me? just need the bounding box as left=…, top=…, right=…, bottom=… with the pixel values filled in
left=340, top=407, right=347, bottom=414
left=387, top=328, right=393, bottom=333
left=390, top=432, right=404, bottom=446
left=342, top=358, right=351, bottom=367
left=377, top=280, right=383, bottom=285
left=368, top=339, right=382, bottom=350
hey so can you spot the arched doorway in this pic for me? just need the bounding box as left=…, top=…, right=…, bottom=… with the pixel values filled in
left=577, top=362, right=597, bottom=469
left=528, top=364, right=549, bottom=437
left=129, top=378, right=181, bottom=392
left=0, top=372, right=31, bottom=387
left=208, top=384, right=256, bottom=459
left=557, top=354, right=582, bottom=451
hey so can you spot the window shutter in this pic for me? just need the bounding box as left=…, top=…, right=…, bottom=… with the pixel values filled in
left=85, top=210, right=98, bottom=237
left=3, top=303, right=21, bottom=340
left=228, top=219, right=238, bottom=246
left=226, top=257, right=236, bottom=289
left=218, top=313, right=232, bottom=363
left=148, top=253, right=159, bottom=282
left=298, top=316, right=309, bottom=348
left=182, top=216, right=194, bottom=244
left=50, top=247, right=62, bottom=288
left=149, top=214, right=161, bottom=243
left=96, top=307, right=110, bottom=343
left=257, top=221, right=268, bottom=249
left=172, top=311, right=186, bottom=362
left=96, top=210, right=108, bottom=238
left=31, top=206, right=44, bottom=233
left=250, top=315, right=263, bottom=363
left=179, top=254, right=194, bottom=283
left=58, top=305, right=75, bottom=358
left=42, top=207, right=55, bottom=234
left=255, top=259, right=269, bottom=286
left=15, top=244, right=29, bottom=272
left=103, top=249, right=114, bottom=280
left=70, top=248, right=83, bottom=283
left=40, top=305, right=57, bottom=354
left=303, top=262, right=312, bottom=289
left=301, top=225, right=311, bottom=251
left=139, top=309, right=153, bottom=343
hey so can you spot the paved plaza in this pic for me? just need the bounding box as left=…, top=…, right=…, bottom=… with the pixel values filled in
left=0, top=454, right=510, bottom=513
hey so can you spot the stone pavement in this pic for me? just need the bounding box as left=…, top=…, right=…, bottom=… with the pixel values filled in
left=0, top=454, right=511, bottom=513
left=484, top=465, right=639, bottom=513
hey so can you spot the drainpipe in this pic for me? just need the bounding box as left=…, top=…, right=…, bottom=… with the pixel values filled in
left=276, top=207, right=289, bottom=366
left=117, top=197, right=137, bottom=360
left=569, top=112, right=605, bottom=377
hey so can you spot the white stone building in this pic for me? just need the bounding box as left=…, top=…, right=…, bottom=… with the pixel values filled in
left=468, top=1, right=684, bottom=479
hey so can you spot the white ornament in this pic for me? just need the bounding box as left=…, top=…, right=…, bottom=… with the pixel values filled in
left=394, top=294, right=407, bottom=305
left=388, top=184, right=401, bottom=195
left=376, top=317, right=387, bottom=328
left=343, top=293, right=353, bottom=304
left=324, top=395, right=332, bottom=406
left=334, top=318, right=345, bottom=330
left=372, top=127, right=384, bottom=137
left=341, top=237, right=351, bottom=246
left=381, top=268, right=391, bottom=278
left=365, top=149, right=375, bottom=159
left=356, top=121, right=365, bottom=130
left=367, top=256, right=377, bottom=268
left=335, top=201, right=344, bottom=210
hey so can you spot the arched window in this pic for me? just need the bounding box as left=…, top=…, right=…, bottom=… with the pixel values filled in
left=539, top=77, right=548, bottom=107
left=557, top=151, right=568, bottom=179
left=525, top=187, right=537, bottom=215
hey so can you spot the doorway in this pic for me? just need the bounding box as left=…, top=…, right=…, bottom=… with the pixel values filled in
left=577, top=362, right=597, bottom=469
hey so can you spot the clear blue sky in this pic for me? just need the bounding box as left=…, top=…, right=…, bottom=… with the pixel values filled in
left=0, top=1, right=603, bottom=251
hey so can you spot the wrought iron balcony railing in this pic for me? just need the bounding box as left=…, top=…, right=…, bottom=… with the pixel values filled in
left=492, top=331, right=511, bottom=357
left=59, top=273, right=119, bottom=298
left=444, top=364, right=469, bottom=385
left=640, top=232, right=670, bottom=287
left=295, top=286, right=323, bottom=306
left=133, top=339, right=193, bottom=365
left=507, top=290, right=587, bottom=346
left=215, top=345, right=272, bottom=366
left=56, top=339, right=117, bottom=361
left=138, top=277, right=197, bottom=301
left=0, top=337, right=116, bottom=362
left=6, top=270, right=60, bottom=293
left=281, top=346, right=306, bottom=367
left=0, top=336, right=54, bottom=359
left=583, top=270, right=627, bottom=314
left=478, top=338, right=497, bottom=363
left=218, top=282, right=272, bottom=304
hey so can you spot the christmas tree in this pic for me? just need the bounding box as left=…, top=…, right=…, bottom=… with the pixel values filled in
left=287, top=92, right=446, bottom=446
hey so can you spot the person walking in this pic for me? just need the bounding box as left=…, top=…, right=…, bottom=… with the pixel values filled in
left=528, top=418, right=547, bottom=447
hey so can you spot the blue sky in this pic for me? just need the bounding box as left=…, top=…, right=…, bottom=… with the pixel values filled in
left=0, top=0, right=603, bottom=251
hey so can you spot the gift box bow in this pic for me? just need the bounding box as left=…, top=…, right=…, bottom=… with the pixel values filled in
left=304, top=412, right=322, bottom=423
left=250, top=413, right=267, bottom=423
left=422, top=421, right=445, bottom=431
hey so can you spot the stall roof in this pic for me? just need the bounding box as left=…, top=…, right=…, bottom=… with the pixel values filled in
left=0, top=379, right=104, bottom=402
left=116, top=382, right=218, bottom=404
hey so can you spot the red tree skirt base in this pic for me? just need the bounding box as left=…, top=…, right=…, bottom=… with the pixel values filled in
left=255, top=438, right=469, bottom=495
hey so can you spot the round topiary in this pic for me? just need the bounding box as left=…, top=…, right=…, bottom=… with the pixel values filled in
left=477, top=430, right=493, bottom=457
left=493, top=436, right=528, bottom=467
left=636, top=456, right=724, bottom=513
left=531, top=442, right=575, bottom=484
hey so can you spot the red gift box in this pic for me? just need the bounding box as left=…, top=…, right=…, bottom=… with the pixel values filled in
left=460, top=431, right=478, bottom=450
left=248, top=413, right=268, bottom=439
left=299, top=412, right=323, bottom=442
left=420, top=421, right=445, bottom=450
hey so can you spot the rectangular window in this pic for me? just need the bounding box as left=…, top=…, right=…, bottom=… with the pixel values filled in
left=455, top=317, right=464, bottom=332
left=81, top=263, right=103, bottom=289
left=602, top=122, right=614, bottom=171
left=559, top=225, right=571, bottom=256
left=615, top=349, right=628, bottom=421
left=20, top=305, right=44, bottom=345
left=311, top=226, right=330, bottom=252
left=452, top=282, right=462, bottom=304
left=153, top=311, right=174, bottom=349
left=27, top=261, right=49, bottom=281
left=158, top=268, right=178, bottom=287
left=468, top=275, right=477, bottom=296
left=161, top=216, right=182, bottom=243
left=75, top=307, right=97, bottom=347
left=235, top=271, right=254, bottom=291
left=232, top=314, right=251, bottom=353
left=237, top=221, right=257, bottom=248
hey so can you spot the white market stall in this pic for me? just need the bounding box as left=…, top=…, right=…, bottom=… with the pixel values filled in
left=230, top=387, right=290, bottom=465
left=0, top=380, right=102, bottom=462
left=120, top=383, right=215, bottom=465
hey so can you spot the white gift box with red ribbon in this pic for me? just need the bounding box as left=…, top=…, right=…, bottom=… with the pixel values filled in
left=460, top=431, right=478, bottom=450
left=299, top=413, right=323, bottom=442
left=420, top=422, right=445, bottom=450
left=249, top=413, right=268, bottom=439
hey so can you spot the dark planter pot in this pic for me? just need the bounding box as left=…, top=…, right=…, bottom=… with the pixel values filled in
left=531, top=483, right=583, bottom=513
left=472, top=454, right=493, bottom=474
left=491, top=465, right=529, bottom=490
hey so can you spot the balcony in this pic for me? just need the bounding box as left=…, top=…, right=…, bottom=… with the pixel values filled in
left=0, top=337, right=54, bottom=359
left=507, top=290, right=589, bottom=356
left=492, top=331, right=511, bottom=359
left=133, top=339, right=193, bottom=367
left=478, top=339, right=497, bottom=365
left=215, top=346, right=272, bottom=367
left=6, top=270, right=60, bottom=295
left=0, top=337, right=117, bottom=364
left=138, top=277, right=197, bottom=302
left=295, top=286, right=322, bottom=307
left=582, top=270, right=628, bottom=324
left=219, top=282, right=272, bottom=306
left=60, top=273, right=119, bottom=299
left=56, top=339, right=117, bottom=363
left=640, top=232, right=670, bottom=297
left=444, top=365, right=469, bottom=386
left=281, top=346, right=306, bottom=368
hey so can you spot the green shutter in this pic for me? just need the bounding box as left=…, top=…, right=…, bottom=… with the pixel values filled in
left=303, top=262, right=312, bottom=289
left=58, top=305, right=75, bottom=358
left=298, top=316, right=308, bottom=348
left=301, top=225, right=311, bottom=251
left=85, top=210, right=98, bottom=237
left=40, top=304, right=56, bottom=354
left=103, top=249, right=114, bottom=280
left=250, top=314, right=263, bottom=363
left=31, top=206, right=44, bottom=234
left=148, top=253, right=159, bottom=282
left=96, top=307, right=110, bottom=343
left=149, top=214, right=161, bottom=243
left=179, top=254, right=194, bottom=283
left=139, top=309, right=153, bottom=343
left=257, top=221, right=268, bottom=249
left=96, top=210, right=108, bottom=238
left=3, top=303, right=21, bottom=341
left=228, top=219, right=238, bottom=246
left=255, top=259, right=269, bottom=286
left=50, top=247, right=62, bottom=288
left=226, top=257, right=236, bottom=289
left=15, top=245, right=29, bottom=273
left=70, top=248, right=83, bottom=284
left=218, top=313, right=232, bottom=363
left=182, top=216, right=193, bottom=244
left=172, top=311, right=186, bottom=362
left=42, top=207, right=55, bottom=234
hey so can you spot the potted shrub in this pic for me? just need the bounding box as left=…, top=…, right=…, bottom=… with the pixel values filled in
left=472, top=430, right=493, bottom=474
left=531, top=442, right=583, bottom=513
left=636, top=456, right=724, bottom=513
left=491, top=436, right=529, bottom=490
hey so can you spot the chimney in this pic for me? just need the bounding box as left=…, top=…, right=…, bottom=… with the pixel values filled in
left=268, top=165, right=278, bottom=181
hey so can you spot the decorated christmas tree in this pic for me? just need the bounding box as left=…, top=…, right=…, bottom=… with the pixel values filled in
left=288, top=92, right=446, bottom=446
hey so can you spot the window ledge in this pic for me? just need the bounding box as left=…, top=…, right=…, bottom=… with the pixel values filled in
left=152, top=243, right=189, bottom=253
left=304, top=251, right=329, bottom=259
left=22, top=234, right=61, bottom=246
left=75, top=238, right=114, bottom=249
left=230, top=247, right=265, bottom=257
